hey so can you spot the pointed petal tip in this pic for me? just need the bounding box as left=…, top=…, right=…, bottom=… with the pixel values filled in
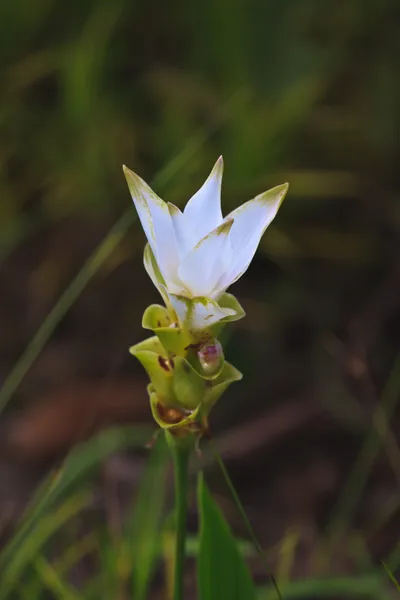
left=208, top=154, right=224, bottom=180
left=122, top=164, right=138, bottom=183
left=122, top=165, right=152, bottom=197
left=278, top=182, right=290, bottom=202
left=167, top=202, right=182, bottom=216
left=255, top=181, right=290, bottom=207
left=275, top=182, right=289, bottom=203
left=273, top=181, right=289, bottom=194
left=210, top=155, right=224, bottom=176
left=122, top=165, right=151, bottom=190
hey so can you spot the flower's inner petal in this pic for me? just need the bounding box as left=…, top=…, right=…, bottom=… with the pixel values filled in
left=220, top=183, right=289, bottom=290
left=167, top=294, right=188, bottom=328
left=178, top=219, right=233, bottom=298
left=182, top=156, right=224, bottom=246
left=208, top=239, right=234, bottom=298
left=189, top=299, right=236, bottom=330
left=168, top=294, right=236, bottom=330
left=168, top=203, right=194, bottom=260
left=123, top=166, right=183, bottom=290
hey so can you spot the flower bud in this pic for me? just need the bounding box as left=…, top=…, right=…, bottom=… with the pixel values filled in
left=197, top=339, right=224, bottom=376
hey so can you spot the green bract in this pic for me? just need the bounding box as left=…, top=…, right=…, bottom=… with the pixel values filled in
left=142, top=292, right=245, bottom=350
left=130, top=295, right=243, bottom=435
left=130, top=329, right=242, bottom=414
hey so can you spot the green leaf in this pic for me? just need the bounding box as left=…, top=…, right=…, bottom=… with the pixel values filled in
left=0, top=426, right=152, bottom=580
left=0, top=491, right=90, bottom=600
left=90, top=435, right=169, bottom=600
left=382, top=561, right=400, bottom=594
left=33, top=555, right=83, bottom=600
left=257, top=574, right=391, bottom=599
left=129, top=435, right=169, bottom=600
left=197, top=474, right=256, bottom=600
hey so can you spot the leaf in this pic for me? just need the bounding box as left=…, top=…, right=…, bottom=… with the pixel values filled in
left=0, top=426, right=151, bottom=578
left=33, top=555, right=83, bottom=600
left=0, top=491, right=90, bottom=600
left=89, top=434, right=168, bottom=600
left=382, top=561, right=400, bottom=594
left=197, top=474, right=256, bottom=600
left=257, top=574, right=391, bottom=600
left=128, top=435, right=169, bottom=600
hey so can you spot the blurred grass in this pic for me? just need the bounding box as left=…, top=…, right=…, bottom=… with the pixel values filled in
left=0, top=427, right=152, bottom=572
left=326, top=353, right=400, bottom=550
left=258, top=574, right=393, bottom=600
left=0, top=427, right=161, bottom=598
left=0, top=0, right=398, bottom=230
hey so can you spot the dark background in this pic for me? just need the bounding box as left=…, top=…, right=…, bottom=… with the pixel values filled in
left=0, top=0, right=399, bottom=594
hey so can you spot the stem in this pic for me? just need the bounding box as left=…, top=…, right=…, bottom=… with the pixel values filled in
left=172, top=443, right=190, bottom=600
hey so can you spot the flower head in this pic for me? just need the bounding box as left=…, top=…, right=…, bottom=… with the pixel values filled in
left=123, top=157, right=288, bottom=331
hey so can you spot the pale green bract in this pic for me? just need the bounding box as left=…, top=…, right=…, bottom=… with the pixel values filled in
left=123, top=157, right=288, bottom=332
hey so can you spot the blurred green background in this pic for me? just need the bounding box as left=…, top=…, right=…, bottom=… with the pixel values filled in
left=0, top=0, right=400, bottom=597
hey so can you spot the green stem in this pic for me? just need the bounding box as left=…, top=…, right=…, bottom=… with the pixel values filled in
left=172, top=443, right=190, bottom=600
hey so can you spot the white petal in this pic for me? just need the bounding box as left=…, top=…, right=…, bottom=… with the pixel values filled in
left=169, top=294, right=236, bottom=330
left=167, top=294, right=188, bottom=328
left=123, top=165, right=181, bottom=288
left=178, top=219, right=233, bottom=298
left=182, top=156, right=224, bottom=245
left=190, top=300, right=235, bottom=330
left=143, top=244, right=169, bottom=304
left=168, top=202, right=193, bottom=260
left=123, top=165, right=156, bottom=255
left=220, top=183, right=289, bottom=289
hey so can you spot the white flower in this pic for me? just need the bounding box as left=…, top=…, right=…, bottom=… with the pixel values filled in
left=123, top=157, right=288, bottom=330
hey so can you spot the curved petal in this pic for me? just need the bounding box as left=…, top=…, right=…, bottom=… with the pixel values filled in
left=220, top=183, right=289, bottom=289
left=143, top=244, right=170, bottom=304
left=178, top=219, right=233, bottom=298
left=181, top=156, right=224, bottom=245
left=123, top=165, right=181, bottom=288
left=169, top=294, right=236, bottom=331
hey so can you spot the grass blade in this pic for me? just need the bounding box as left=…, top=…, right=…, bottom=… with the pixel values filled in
left=0, top=426, right=151, bottom=572
left=197, top=473, right=256, bottom=600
